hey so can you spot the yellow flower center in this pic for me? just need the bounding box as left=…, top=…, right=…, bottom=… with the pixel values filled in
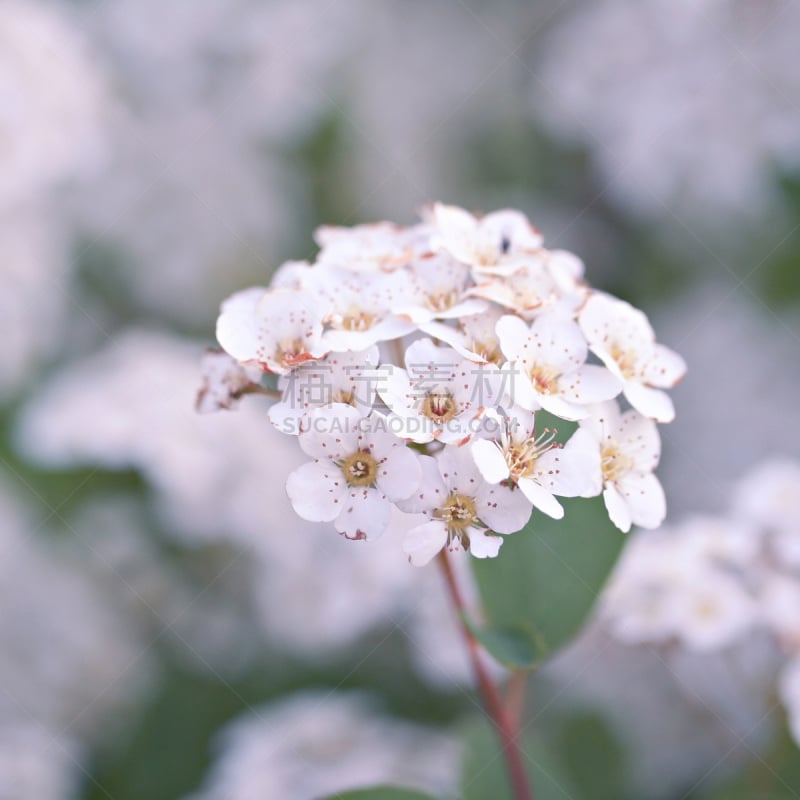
left=340, top=450, right=378, bottom=487
left=426, top=289, right=460, bottom=312
left=331, top=388, right=357, bottom=406
left=529, top=364, right=560, bottom=395
left=609, top=342, right=638, bottom=380
left=601, top=444, right=634, bottom=483
left=436, top=493, right=478, bottom=532
left=340, top=308, right=376, bottom=331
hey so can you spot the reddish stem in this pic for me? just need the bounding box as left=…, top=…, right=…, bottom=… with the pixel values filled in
left=436, top=549, right=534, bottom=800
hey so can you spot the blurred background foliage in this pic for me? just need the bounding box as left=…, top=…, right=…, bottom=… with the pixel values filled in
left=1, top=0, right=799, bottom=798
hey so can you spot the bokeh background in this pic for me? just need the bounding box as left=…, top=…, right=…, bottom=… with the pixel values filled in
left=2, top=0, right=800, bottom=798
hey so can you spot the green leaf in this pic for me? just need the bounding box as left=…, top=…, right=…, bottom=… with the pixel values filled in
left=471, top=496, right=624, bottom=660
left=460, top=718, right=578, bottom=800
left=324, top=788, right=437, bottom=800
left=464, top=620, right=547, bottom=670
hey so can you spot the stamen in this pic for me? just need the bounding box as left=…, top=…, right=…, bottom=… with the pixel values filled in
left=435, top=493, right=478, bottom=532
left=529, top=364, right=560, bottom=395
left=339, top=450, right=379, bottom=487
left=505, top=427, right=559, bottom=479
left=601, top=444, right=634, bottom=483
left=421, top=390, right=457, bottom=424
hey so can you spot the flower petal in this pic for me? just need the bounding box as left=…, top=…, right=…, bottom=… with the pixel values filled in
left=617, top=473, right=666, bottom=530
left=375, top=441, right=422, bottom=501
left=297, top=405, right=361, bottom=460
left=403, top=520, right=449, bottom=566
left=535, top=427, right=603, bottom=498
left=518, top=478, right=564, bottom=519
left=603, top=484, right=632, bottom=533
left=334, top=487, right=391, bottom=540
left=472, top=439, right=510, bottom=484
left=642, top=344, right=687, bottom=388
left=286, top=460, right=347, bottom=522
left=477, top=482, right=533, bottom=533
left=396, top=455, right=447, bottom=515
left=624, top=382, right=675, bottom=423
left=558, top=364, right=622, bottom=406
left=216, top=287, right=268, bottom=364
left=468, top=528, right=504, bottom=559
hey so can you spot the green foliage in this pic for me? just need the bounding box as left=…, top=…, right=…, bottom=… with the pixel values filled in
left=465, top=619, right=547, bottom=670
left=471, top=496, right=624, bottom=660
left=692, top=723, right=800, bottom=800
left=460, top=718, right=578, bottom=800
left=552, top=711, right=627, bottom=800
left=324, top=788, right=438, bottom=800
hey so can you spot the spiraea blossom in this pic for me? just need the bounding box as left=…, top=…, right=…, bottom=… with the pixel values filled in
left=599, top=457, right=800, bottom=748
left=204, top=203, right=685, bottom=562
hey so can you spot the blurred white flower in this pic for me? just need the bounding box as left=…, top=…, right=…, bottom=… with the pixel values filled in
left=185, top=692, right=461, bottom=800
left=196, top=350, right=263, bottom=414
left=733, top=457, right=800, bottom=538
left=780, top=657, right=800, bottom=746
left=663, top=570, right=757, bottom=652
left=0, top=482, right=154, bottom=747
left=0, top=0, right=107, bottom=207
left=0, top=725, right=81, bottom=800
left=72, top=0, right=367, bottom=324
left=534, top=0, right=800, bottom=220
left=0, top=209, right=69, bottom=399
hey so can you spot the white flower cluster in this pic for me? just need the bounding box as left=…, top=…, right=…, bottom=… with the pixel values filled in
left=533, top=0, right=800, bottom=221
left=600, top=458, right=800, bottom=744
left=186, top=691, right=461, bottom=800
left=208, top=203, right=686, bottom=566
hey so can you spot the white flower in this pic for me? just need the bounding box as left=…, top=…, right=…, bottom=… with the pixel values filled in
left=187, top=691, right=462, bottom=800
left=216, top=286, right=327, bottom=374
left=0, top=0, right=107, bottom=206
left=732, top=458, right=800, bottom=540
left=496, top=311, right=622, bottom=420
left=579, top=293, right=686, bottom=423
left=467, top=250, right=586, bottom=318
left=780, top=658, right=800, bottom=747
left=0, top=208, right=69, bottom=399
left=430, top=202, right=543, bottom=275
left=0, top=725, right=81, bottom=800
left=664, top=569, right=757, bottom=652
left=285, top=406, right=421, bottom=540
left=315, top=221, right=431, bottom=273
left=393, top=252, right=486, bottom=324
left=378, top=338, right=490, bottom=444
left=268, top=347, right=380, bottom=434
left=533, top=0, right=800, bottom=221
left=306, top=267, right=417, bottom=351
left=397, top=447, right=532, bottom=566
left=421, top=306, right=507, bottom=365
left=580, top=401, right=666, bottom=533
left=759, top=573, right=800, bottom=649
left=195, top=350, right=264, bottom=413
left=472, top=408, right=601, bottom=519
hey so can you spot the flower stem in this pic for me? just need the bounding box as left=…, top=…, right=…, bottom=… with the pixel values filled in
left=436, top=549, right=534, bottom=800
